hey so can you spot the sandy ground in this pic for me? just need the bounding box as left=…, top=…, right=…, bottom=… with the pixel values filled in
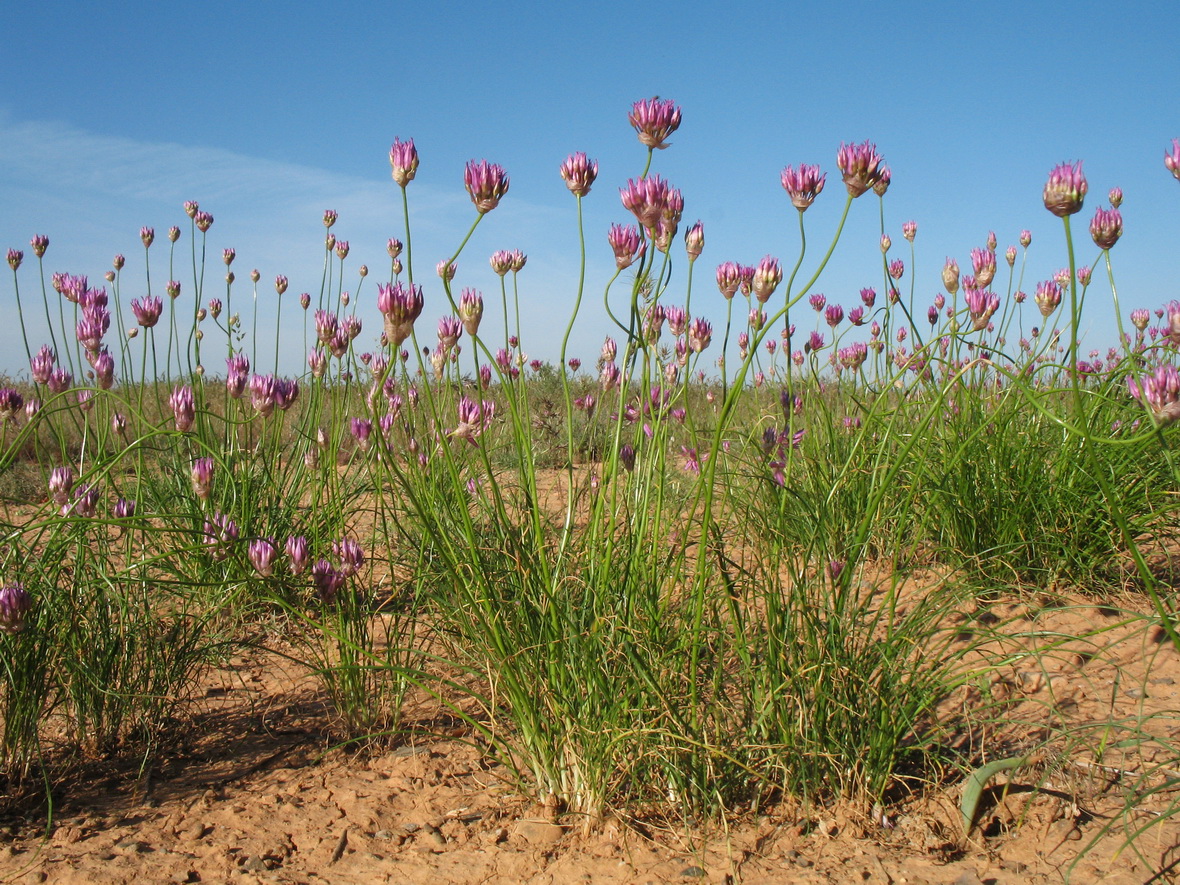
left=3, top=594, right=1180, bottom=885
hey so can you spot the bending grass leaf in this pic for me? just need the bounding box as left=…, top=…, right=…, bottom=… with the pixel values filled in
left=961, top=755, right=1030, bottom=835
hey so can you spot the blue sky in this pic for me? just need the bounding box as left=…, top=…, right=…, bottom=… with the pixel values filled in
left=3, top=0, right=1179, bottom=379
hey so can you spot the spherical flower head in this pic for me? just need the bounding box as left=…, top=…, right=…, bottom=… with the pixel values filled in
left=7, top=249, right=23, bottom=271
left=942, top=258, right=960, bottom=295
left=194, top=211, right=214, bottom=232
left=170, top=385, right=196, bottom=432
left=780, top=163, right=826, bottom=211
left=971, top=248, right=997, bottom=288
left=715, top=261, right=742, bottom=299
left=808, top=293, right=827, bottom=312
left=389, top=138, right=419, bottom=187
left=464, top=159, right=510, bottom=214
left=1131, top=308, right=1150, bottom=332
left=458, top=288, right=484, bottom=336
left=1043, top=160, right=1088, bottom=217
left=247, top=538, right=279, bottom=577
left=684, top=220, right=704, bottom=260
left=751, top=255, right=782, bottom=304
left=1090, top=205, right=1123, bottom=250
left=191, top=457, right=215, bottom=500
left=825, top=304, right=844, bottom=328
left=888, top=259, right=905, bottom=281
left=608, top=224, right=644, bottom=270
left=31, top=234, right=49, bottom=258
left=620, top=175, right=673, bottom=231
left=333, top=538, right=366, bottom=576
left=184, top=200, right=199, bottom=218
left=629, top=96, right=682, bottom=150
left=559, top=151, right=598, bottom=197
left=1166, top=139, right=1180, bottom=182
left=0, top=583, right=32, bottom=634
left=860, top=287, right=877, bottom=308
left=312, top=559, right=345, bottom=604
left=837, top=141, right=886, bottom=198
left=1129, top=364, right=1180, bottom=425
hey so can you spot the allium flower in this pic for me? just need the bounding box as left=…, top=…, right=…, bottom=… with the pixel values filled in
left=568, top=357, right=582, bottom=372
left=458, top=288, right=484, bottom=336
left=389, top=137, right=419, bottom=187
left=1043, top=160, right=1088, bottom=217
left=825, top=304, right=845, bottom=328
left=48, top=368, right=73, bottom=394
left=350, top=417, right=374, bottom=450
left=7, top=249, right=23, bottom=271
left=0, top=388, right=23, bottom=422
left=1034, top=280, right=1063, bottom=318
left=848, top=306, right=865, bottom=326
left=687, top=317, right=712, bottom=352
left=880, top=234, right=891, bottom=253
left=30, top=345, right=55, bottom=384
left=250, top=374, right=278, bottom=417
left=286, top=536, right=310, bottom=576
left=191, top=457, right=214, bottom=500
left=31, top=235, right=48, bottom=258
left=837, top=140, right=886, bottom=198
left=714, top=261, right=742, bottom=299
left=942, top=258, right=960, bottom=295
left=838, top=341, right=868, bottom=371
left=1166, top=139, right=1180, bottom=182
left=131, top=295, right=163, bottom=328
left=665, top=305, right=688, bottom=338
left=684, top=220, right=704, bottom=259
left=1131, top=308, right=1151, bottom=332
left=780, top=163, right=826, bottom=211
left=559, top=151, right=598, bottom=197
left=0, top=583, right=32, bottom=634
left=629, top=96, right=682, bottom=150
left=248, top=538, right=279, bottom=577
left=1129, top=364, right=1180, bottom=425
left=971, top=248, right=997, bottom=288
left=1077, top=265, right=1092, bottom=286
left=333, top=538, right=365, bottom=576
left=194, top=211, right=214, bottom=232
left=1090, top=205, right=1123, bottom=250
left=91, top=349, right=115, bottom=390
left=113, top=498, right=135, bottom=520
left=808, top=293, right=827, bottom=312
left=1005, top=245, right=1017, bottom=267
left=377, top=282, right=424, bottom=348
left=464, top=159, right=510, bottom=214
left=602, top=224, right=642, bottom=272
left=806, top=330, right=826, bottom=353
left=70, top=484, right=99, bottom=518
left=620, top=175, right=674, bottom=230
left=508, top=249, right=527, bottom=272
left=49, top=466, right=74, bottom=507
left=751, top=255, right=782, bottom=304
left=451, top=396, right=494, bottom=444
left=166, top=279, right=181, bottom=300
left=312, top=559, right=345, bottom=604
left=888, top=259, right=905, bottom=281
left=902, top=220, right=917, bottom=242
left=203, top=513, right=238, bottom=561
left=170, top=385, right=196, bottom=432
left=965, top=287, right=1000, bottom=330
left=873, top=167, right=891, bottom=196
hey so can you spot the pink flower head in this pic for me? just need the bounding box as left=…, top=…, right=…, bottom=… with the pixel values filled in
left=902, top=220, right=917, bottom=242
left=202, top=512, right=238, bottom=561
left=0, top=583, right=32, bottom=635
left=30, top=235, right=48, bottom=258
left=377, top=282, right=424, bottom=347
left=1005, top=245, right=1017, bottom=266
left=809, top=293, right=827, bottom=312
left=333, top=538, right=365, bottom=576
left=824, top=304, right=845, bottom=328
left=620, top=175, right=674, bottom=231
left=194, top=211, right=214, bottom=232
left=390, top=138, right=419, bottom=187
left=451, top=396, right=494, bottom=445
left=965, top=287, right=1000, bottom=330
left=247, top=538, right=279, bottom=577
left=628, top=96, right=682, bottom=150
left=131, top=295, right=162, bottom=328
left=1130, top=308, right=1150, bottom=332
left=1090, top=205, right=1123, bottom=250
left=716, top=261, right=743, bottom=299
left=1166, top=139, right=1180, bottom=182
left=170, top=385, right=195, bottom=432
left=559, top=151, right=598, bottom=197
left=458, top=288, right=484, bottom=336
left=1043, top=160, right=1088, bottom=217
left=311, top=560, right=345, bottom=604
left=608, top=223, right=644, bottom=270
left=1129, top=364, right=1180, bottom=425
left=286, top=536, right=310, bottom=576
left=687, top=317, right=712, bottom=353
left=780, top=163, right=826, bottom=211
left=7, top=249, right=23, bottom=271
left=970, top=248, right=996, bottom=288
left=751, top=255, right=782, bottom=304
left=464, top=159, right=510, bottom=213
left=30, top=345, right=56, bottom=384
left=837, top=140, right=886, bottom=198
left=684, top=220, right=704, bottom=259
